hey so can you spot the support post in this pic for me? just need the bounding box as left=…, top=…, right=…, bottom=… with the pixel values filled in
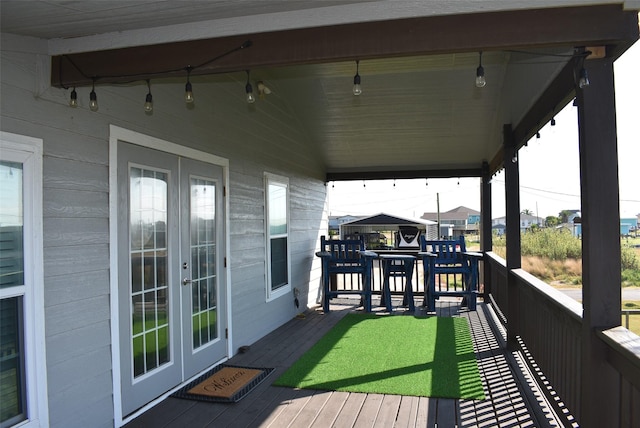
left=480, top=161, right=492, bottom=297
left=504, top=124, right=521, bottom=349
left=576, top=56, right=621, bottom=428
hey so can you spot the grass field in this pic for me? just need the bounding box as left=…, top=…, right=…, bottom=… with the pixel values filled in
left=491, top=232, right=640, bottom=335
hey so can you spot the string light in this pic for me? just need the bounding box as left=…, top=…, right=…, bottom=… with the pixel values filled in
left=578, top=68, right=590, bottom=88
left=245, top=70, right=255, bottom=104
left=185, top=66, right=194, bottom=104
left=61, top=40, right=252, bottom=112
left=144, top=80, right=153, bottom=113
left=69, top=87, right=78, bottom=108
left=475, top=51, right=486, bottom=88
left=353, top=60, right=362, bottom=96
left=89, top=79, right=98, bottom=112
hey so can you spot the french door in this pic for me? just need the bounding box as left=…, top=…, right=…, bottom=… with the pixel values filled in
left=117, top=142, right=227, bottom=416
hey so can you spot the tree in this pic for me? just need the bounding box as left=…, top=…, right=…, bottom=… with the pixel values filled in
left=558, top=210, right=574, bottom=223
left=545, top=216, right=559, bottom=227
left=521, top=209, right=533, bottom=215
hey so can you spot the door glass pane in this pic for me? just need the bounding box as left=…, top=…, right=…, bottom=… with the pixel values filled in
left=190, top=178, right=217, bottom=350
left=0, top=161, right=24, bottom=289
left=130, top=167, right=170, bottom=378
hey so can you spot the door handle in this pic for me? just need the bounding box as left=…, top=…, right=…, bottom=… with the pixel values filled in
left=182, top=278, right=192, bottom=286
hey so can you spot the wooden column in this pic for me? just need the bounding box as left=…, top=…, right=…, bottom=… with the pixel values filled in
left=480, top=161, right=492, bottom=296
left=503, top=124, right=521, bottom=348
left=576, top=57, right=622, bottom=427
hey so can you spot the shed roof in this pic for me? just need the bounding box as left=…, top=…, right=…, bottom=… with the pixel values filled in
left=342, top=213, right=436, bottom=227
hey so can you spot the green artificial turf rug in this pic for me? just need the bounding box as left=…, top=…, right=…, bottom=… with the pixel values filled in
left=273, top=313, right=485, bottom=400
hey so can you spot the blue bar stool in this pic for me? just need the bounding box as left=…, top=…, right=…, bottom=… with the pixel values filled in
left=379, top=254, right=416, bottom=312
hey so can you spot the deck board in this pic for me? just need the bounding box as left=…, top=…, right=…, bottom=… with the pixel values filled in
left=309, top=391, right=349, bottom=428
left=124, top=297, right=562, bottom=428
left=332, top=392, right=367, bottom=427
left=373, top=394, right=401, bottom=427
left=393, top=395, right=419, bottom=427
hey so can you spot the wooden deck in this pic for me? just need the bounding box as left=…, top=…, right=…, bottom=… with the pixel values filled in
left=124, top=298, right=562, bottom=427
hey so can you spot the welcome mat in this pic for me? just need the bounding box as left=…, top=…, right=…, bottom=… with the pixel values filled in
left=172, top=364, right=274, bottom=403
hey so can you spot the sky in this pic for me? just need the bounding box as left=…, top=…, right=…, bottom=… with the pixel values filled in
left=327, top=41, right=640, bottom=221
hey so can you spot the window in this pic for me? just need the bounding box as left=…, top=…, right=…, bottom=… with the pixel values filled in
left=0, top=132, right=48, bottom=428
left=265, top=174, right=290, bottom=300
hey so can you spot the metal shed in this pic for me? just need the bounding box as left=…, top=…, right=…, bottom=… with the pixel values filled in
left=339, top=213, right=437, bottom=250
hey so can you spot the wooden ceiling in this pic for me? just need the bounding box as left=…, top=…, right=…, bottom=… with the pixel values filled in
left=2, top=1, right=638, bottom=179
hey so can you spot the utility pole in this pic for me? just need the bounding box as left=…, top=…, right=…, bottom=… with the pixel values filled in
left=436, top=193, right=441, bottom=239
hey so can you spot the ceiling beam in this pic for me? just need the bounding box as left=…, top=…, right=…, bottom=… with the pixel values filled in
left=52, top=5, right=639, bottom=88
left=488, top=35, right=637, bottom=177
left=326, top=168, right=483, bottom=183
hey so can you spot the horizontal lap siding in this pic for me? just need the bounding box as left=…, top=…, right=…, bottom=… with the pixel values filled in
left=226, top=102, right=326, bottom=347
left=2, top=46, right=115, bottom=427
left=2, top=43, right=327, bottom=426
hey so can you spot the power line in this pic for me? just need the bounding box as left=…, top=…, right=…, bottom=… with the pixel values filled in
left=492, top=179, right=640, bottom=203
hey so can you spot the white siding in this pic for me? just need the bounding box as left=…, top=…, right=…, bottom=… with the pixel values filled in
left=2, top=36, right=326, bottom=427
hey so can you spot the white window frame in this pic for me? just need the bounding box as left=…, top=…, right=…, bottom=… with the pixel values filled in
left=0, top=132, right=49, bottom=428
left=264, top=173, right=291, bottom=301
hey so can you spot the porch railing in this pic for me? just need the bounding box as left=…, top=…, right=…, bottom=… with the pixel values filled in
left=484, top=251, right=640, bottom=427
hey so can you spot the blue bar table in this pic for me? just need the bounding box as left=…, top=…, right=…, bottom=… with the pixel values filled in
left=379, top=254, right=416, bottom=312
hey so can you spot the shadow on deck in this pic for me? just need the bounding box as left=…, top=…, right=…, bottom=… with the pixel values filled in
left=124, top=297, right=562, bottom=427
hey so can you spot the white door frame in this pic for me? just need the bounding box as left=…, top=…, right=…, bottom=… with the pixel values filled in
left=108, top=125, right=232, bottom=425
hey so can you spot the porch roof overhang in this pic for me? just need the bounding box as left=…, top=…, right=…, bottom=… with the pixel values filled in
left=2, top=1, right=638, bottom=181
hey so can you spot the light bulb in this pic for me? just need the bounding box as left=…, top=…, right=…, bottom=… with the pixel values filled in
left=578, top=68, right=590, bottom=88
left=475, top=51, right=486, bottom=88
left=89, top=88, right=98, bottom=112
left=69, top=88, right=78, bottom=108
left=246, top=83, right=255, bottom=103
left=353, top=74, right=362, bottom=96
left=185, top=80, right=194, bottom=104
left=144, top=93, right=153, bottom=112
left=475, top=65, right=486, bottom=88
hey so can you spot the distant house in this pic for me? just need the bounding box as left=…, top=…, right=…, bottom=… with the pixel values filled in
left=492, top=213, right=544, bottom=232
left=620, top=218, right=637, bottom=236
left=328, top=215, right=361, bottom=235
left=566, top=210, right=582, bottom=224
left=493, top=223, right=506, bottom=236
left=421, top=206, right=480, bottom=238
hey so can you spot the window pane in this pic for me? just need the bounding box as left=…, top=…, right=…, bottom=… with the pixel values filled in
left=268, top=183, right=287, bottom=235
left=267, top=177, right=289, bottom=295
left=0, top=297, right=26, bottom=426
left=0, top=161, right=24, bottom=289
left=270, top=237, right=288, bottom=290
